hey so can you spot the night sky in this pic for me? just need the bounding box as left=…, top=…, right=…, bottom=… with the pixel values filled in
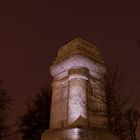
left=0, top=0, right=140, bottom=138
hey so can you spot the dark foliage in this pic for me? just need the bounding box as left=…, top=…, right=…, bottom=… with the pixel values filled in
left=18, top=88, right=51, bottom=140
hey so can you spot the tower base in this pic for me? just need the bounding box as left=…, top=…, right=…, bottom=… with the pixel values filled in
left=41, top=126, right=119, bottom=140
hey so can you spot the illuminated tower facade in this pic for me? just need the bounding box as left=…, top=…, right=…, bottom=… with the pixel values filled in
left=41, top=38, right=119, bottom=140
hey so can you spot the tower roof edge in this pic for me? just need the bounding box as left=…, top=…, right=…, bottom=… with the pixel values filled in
left=54, top=38, right=105, bottom=65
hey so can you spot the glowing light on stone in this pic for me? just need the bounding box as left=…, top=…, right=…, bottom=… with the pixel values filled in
left=68, top=79, right=87, bottom=124
left=50, top=54, right=106, bottom=79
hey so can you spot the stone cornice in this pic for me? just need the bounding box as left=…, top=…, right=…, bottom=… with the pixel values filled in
left=54, top=38, right=104, bottom=64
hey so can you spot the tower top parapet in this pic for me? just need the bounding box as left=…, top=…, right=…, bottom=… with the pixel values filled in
left=54, top=38, right=105, bottom=64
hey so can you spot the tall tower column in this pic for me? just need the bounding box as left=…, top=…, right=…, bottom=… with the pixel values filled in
left=68, top=67, right=89, bottom=125
left=41, top=38, right=120, bottom=140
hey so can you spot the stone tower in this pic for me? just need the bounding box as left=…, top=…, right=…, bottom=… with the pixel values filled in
left=41, top=38, right=119, bottom=140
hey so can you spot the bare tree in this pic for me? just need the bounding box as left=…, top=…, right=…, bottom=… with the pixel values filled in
left=105, top=65, right=140, bottom=140
left=0, top=79, right=12, bottom=140
left=123, top=100, right=140, bottom=140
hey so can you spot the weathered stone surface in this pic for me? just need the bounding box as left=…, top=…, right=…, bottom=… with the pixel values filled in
left=41, top=38, right=120, bottom=140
